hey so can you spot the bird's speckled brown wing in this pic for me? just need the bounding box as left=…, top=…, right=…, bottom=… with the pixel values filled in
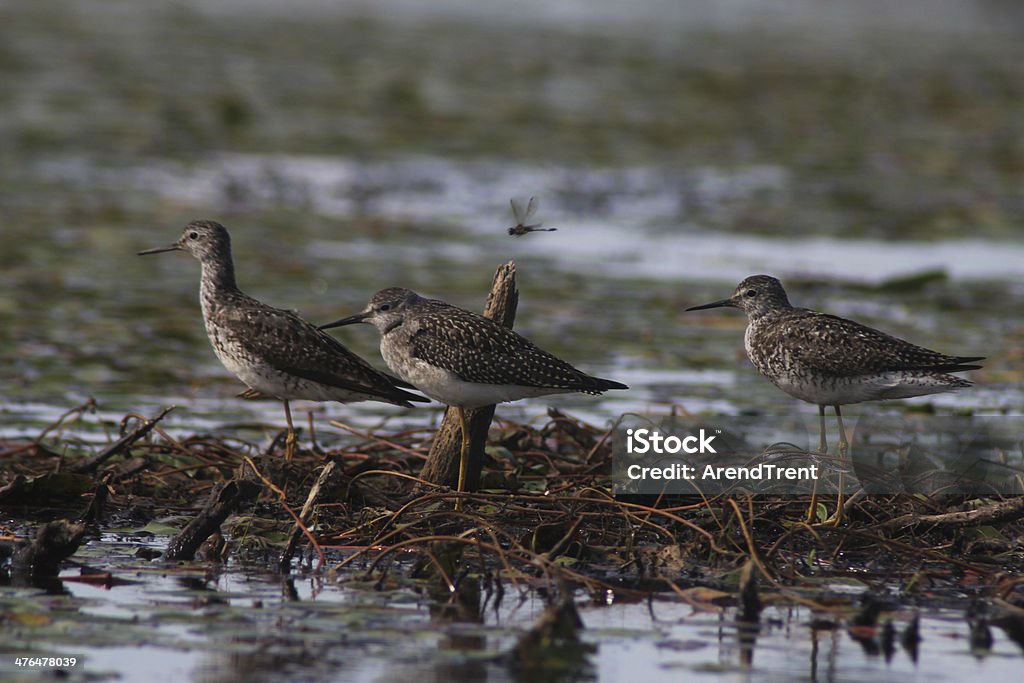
left=216, top=297, right=426, bottom=406
left=755, top=309, right=983, bottom=377
left=409, top=305, right=626, bottom=392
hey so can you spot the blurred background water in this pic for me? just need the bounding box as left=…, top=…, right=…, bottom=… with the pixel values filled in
left=3, top=3, right=1024, bottom=682
left=1, top=0, right=1023, bottom=444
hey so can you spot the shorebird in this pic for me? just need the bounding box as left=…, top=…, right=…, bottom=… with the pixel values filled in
left=138, top=220, right=427, bottom=459
left=319, top=287, right=628, bottom=503
left=686, top=275, right=983, bottom=454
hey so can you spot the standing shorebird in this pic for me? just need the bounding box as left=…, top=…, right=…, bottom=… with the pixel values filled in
left=319, top=287, right=628, bottom=504
left=138, top=220, right=427, bottom=459
left=686, top=275, right=983, bottom=454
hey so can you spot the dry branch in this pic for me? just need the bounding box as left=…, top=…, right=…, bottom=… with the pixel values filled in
left=164, top=479, right=260, bottom=560
left=280, top=460, right=337, bottom=571
left=68, top=406, right=175, bottom=474
left=878, top=496, right=1024, bottom=530
left=10, top=520, right=86, bottom=581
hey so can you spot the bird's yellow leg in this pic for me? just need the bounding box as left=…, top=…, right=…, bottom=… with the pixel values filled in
left=806, top=405, right=826, bottom=523
left=835, top=405, right=848, bottom=457
left=806, top=476, right=819, bottom=524
left=817, top=404, right=828, bottom=454
left=283, top=399, right=296, bottom=461
left=821, top=405, right=847, bottom=526
left=455, top=407, right=470, bottom=511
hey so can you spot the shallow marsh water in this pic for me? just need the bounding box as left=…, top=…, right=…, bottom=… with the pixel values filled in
left=2, top=0, right=1023, bottom=680
left=2, top=541, right=1023, bottom=683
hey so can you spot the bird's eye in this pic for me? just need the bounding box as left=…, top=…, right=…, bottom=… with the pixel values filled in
left=188, top=231, right=199, bottom=240
left=745, top=289, right=757, bottom=297
left=379, top=303, right=392, bottom=312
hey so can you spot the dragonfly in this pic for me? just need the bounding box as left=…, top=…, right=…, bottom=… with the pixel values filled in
left=507, top=196, right=557, bottom=236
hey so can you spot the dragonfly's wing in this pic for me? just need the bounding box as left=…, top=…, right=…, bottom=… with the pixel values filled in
left=510, top=195, right=537, bottom=223
left=524, top=195, right=537, bottom=221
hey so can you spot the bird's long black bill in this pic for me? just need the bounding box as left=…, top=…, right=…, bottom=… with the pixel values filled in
left=318, top=312, right=370, bottom=330
left=137, top=244, right=181, bottom=256
left=685, top=298, right=734, bottom=312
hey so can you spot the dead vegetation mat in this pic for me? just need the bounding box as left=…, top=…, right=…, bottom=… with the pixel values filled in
left=2, top=401, right=1023, bottom=617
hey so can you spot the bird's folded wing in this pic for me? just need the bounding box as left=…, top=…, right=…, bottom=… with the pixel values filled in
left=780, top=312, right=982, bottom=376
left=219, top=304, right=424, bottom=402
left=409, top=312, right=597, bottom=389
